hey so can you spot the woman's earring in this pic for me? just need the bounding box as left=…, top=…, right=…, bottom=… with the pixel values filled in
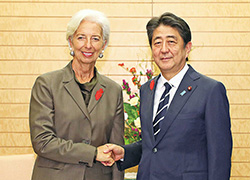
left=99, top=50, right=104, bottom=58
left=70, top=48, right=75, bottom=56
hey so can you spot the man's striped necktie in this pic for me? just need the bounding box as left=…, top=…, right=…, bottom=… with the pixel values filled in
left=153, top=82, right=172, bottom=138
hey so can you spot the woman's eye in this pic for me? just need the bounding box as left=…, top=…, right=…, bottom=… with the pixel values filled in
left=92, top=37, right=100, bottom=41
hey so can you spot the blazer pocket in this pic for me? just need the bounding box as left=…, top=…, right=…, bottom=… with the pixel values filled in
left=183, top=171, right=207, bottom=180
left=36, top=156, right=65, bottom=170
left=177, top=112, right=202, bottom=120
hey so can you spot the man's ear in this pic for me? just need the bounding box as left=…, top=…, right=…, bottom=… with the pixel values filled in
left=185, top=41, right=192, bottom=58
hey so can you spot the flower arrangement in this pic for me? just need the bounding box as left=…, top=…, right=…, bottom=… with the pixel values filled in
left=118, top=63, right=153, bottom=144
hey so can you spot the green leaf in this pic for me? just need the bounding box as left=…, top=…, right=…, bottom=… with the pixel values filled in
left=124, top=103, right=139, bottom=123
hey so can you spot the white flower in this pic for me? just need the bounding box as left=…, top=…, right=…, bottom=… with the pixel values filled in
left=134, top=117, right=141, bottom=128
left=124, top=112, right=128, bottom=120
left=130, top=97, right=139, bottom=106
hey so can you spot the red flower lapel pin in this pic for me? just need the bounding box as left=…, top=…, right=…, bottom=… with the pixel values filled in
left=95, top=88, right=104, bottom=101
left=150, top=80, right=155, bottom=90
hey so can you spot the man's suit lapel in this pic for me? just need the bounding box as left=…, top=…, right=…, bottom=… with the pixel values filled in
left=62, top=62, right=91, bottom=120
left=144, top=76, right=160, bottom=144
left=155, top=65, right=200, bottom=145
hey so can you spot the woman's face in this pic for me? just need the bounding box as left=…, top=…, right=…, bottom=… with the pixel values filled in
left=70, top=20, right=106, bottom=66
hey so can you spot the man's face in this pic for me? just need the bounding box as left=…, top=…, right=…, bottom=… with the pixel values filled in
left=151, top=24, right=192, bottom=80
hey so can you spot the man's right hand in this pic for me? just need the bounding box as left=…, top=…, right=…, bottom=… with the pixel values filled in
left=102, top=144, right=125, bottom=166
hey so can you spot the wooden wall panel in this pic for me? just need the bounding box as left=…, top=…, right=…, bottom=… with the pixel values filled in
left=0, top=61, right=68, bottom=75
left=3, top=17, right=250, bottom=32
left=0, top=75, right=37, bottom=89
left=1, top=32, right=149, bottom=46
left=2, top=46, right=250, bottom=61
left=0, top=119, right=29, bottom=132
left=3, top=31, right=250, bottom=46
left=0, top=46, right=151, bottom=61
left=0, top=90, right=31, bottom=103
left=232, top=148, right=250, bottom=162
left=0, top=3, right=152, bottom=17
left=0, top=104, right=29, bottom=118
left=227, top=90, right=250, bottom=104
left=0, top=0, right=151, bottom=1
left=0, top=0, right=249, bottom=179
left=231, top=163, right=250, bottom=176
left=209, top=76, right=250, bottom=90
left=190, top=62, right=250, bottom=75
left=0, top=133, right=31, bottom=146
left=232, top=120, right=250, bottom=133
left=153, top=3, right=250, bottom=17
left=190, top=47, right=250, bottom=61
left=231, top=105, right=250, bottom=119
left=0, top=46, right=71, bottom=60
left=1, top=61, right=250, bottom=77
left=0, top=17, right=150, bottom=32
left=0, top=148, right=33, bottom=155
left=154, top=0, right=250, bottom=2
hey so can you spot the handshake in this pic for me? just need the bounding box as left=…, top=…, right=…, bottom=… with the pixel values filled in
left=96, top=144, right=124, bottom=166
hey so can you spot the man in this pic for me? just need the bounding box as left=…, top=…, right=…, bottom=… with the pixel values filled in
left=105, top=12, right=232, bottom=180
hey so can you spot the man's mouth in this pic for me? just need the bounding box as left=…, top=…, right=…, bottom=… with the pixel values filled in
left=161, top=57, right=172, bottom=60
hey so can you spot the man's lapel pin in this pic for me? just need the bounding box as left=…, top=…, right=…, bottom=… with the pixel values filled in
left=180, top=90, right=186, bottom=96
left=188, top=86, right=192, bottom=91
left=180, top=86, right=192, bottom=96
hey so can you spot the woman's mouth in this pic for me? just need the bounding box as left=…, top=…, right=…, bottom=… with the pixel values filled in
left=82, top=52, right=93, bottom=57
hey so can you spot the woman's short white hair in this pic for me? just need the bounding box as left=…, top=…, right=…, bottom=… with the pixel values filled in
left=66, top=9, right=110, bottom=49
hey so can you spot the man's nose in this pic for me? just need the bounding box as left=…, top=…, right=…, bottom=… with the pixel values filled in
left=161, top=42, right=169, bottom=53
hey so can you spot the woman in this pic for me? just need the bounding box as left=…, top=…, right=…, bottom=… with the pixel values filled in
left=29, top=9, right=124, bottom=180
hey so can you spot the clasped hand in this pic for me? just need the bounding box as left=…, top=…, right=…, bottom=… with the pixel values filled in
left=96, top=144, right=125, bottom=166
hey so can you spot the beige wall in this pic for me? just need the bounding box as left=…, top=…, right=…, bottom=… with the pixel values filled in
left=0, top=0, right=250, bottom=178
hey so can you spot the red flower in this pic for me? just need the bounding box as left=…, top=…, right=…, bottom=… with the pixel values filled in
left=95, top=88, right=104, bottom=101
left=150, top=80, right=155, bottom=90
left=132, top=76, right=137, bottom=85
left=129, top=67, right=136, bottom=73
left=118, top=63, right=124, bottom=67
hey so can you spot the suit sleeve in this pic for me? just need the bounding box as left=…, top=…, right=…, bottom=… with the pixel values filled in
left=108, top=87, right=125, bottom=180
left=205, top=82, right=232, bottom=179
left=29, top=76, right=96, bottom=167
left=116, top=140, right=142, bottom=171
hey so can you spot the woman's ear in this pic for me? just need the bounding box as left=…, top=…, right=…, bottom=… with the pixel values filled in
left=102, top=40, right=107, bottom=50
left=68, top=38, right=75, bottom=56
left=68, top=37, right=73, bottom=49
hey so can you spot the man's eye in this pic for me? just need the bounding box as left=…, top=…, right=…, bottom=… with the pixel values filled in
left=77, top=36, right=84, bottom=40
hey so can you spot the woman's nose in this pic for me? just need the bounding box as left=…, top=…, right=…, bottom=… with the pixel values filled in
left=84, top=39, right=92, bottom=49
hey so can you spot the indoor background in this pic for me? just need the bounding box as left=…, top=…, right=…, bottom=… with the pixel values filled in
left=0, top=0, right=250, bottom=179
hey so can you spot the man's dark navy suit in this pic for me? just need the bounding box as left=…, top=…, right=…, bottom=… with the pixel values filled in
left=118, top=65, right=232, bottom=180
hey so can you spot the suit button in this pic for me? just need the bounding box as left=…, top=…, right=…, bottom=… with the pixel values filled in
left=82, top=139, right=90, bottom=144
left=153, top=148, right=157, bottom=153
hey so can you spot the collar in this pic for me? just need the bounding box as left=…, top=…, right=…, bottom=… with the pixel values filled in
left=158, top=63, right=189, bottom=89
